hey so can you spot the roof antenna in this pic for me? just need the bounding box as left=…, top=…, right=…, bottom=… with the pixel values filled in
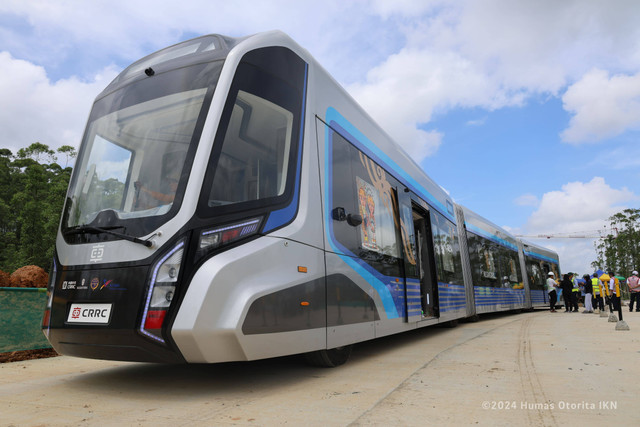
left=144, top=67, right=155, bottom=76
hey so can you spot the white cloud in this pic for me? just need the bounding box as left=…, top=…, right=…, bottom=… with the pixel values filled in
left=521, top=177, right=637, bottom=273
left=561, top=69, right=640, bottom=143
left=2, top=0, right=640, bottom=161
left=347, top=49, right=519, bottom=161
left=369, top=0, right=445, bottom=19
left=544, top=239, right=599, bottom=276
left=466, top=117, right=487, bottom=126
left=0, top=51, right=119, bottom=155
left=514, top=193, right=539, bottom=207
left=526, top=177, right=635, bottom=233
left=348, top=0, right=640, bottom=158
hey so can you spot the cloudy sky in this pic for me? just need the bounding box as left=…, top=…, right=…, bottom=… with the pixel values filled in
left=1, top=0, right=639, bottom=274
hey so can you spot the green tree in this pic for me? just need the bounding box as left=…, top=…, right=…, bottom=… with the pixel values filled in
left=0, top=143, right=75, bottom=273
left=16, top=142, right=56, bottom=164
left=57, top=145, right=77, bottom=168
left=0, top=149, right=18, bottom=269
left=592, top=208, right=640, bottom=279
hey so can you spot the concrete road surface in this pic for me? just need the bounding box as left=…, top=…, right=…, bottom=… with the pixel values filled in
left=1, top=308, right=639, bottom=426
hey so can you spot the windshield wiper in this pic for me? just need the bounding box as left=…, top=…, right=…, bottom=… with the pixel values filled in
left=65, top=225, right=153, bottom=248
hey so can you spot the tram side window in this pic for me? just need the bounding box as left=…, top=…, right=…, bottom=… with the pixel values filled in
left=209, top=90, right=293, bottom=204
left=430, top=210, right=463, bottom=286
left=467, top=232, right=500, bottom=287
left=201, top=47, right=305, bottom=213
left=498, top=248, right=522, bottom=288
left=331, top=131, right=403, bottom=277
left=526, top=260, right=545, bottom=290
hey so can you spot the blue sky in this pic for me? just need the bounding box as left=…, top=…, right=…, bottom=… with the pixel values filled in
left=1, top=0, right=639, bottom=274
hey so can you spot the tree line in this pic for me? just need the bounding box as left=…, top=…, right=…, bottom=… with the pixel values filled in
left=0, top=143, right=76, bottom=274
left=592, top=208, right=640, bottom=277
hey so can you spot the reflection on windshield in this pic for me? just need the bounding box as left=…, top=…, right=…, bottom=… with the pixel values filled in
left=66, top=88, right=207, bottom=227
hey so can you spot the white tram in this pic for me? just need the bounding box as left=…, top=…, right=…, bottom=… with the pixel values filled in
left=43, top=31, right=560, bottom=366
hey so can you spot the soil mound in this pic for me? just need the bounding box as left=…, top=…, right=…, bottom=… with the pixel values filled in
left=0, top=270, right=10, bottom=286
left=9, top=265, right=48, bottom=288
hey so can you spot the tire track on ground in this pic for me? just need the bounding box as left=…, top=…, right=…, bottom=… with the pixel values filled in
left=518, top=316, right=557, bottom=426
left=350, top=313, right=539, bottom=426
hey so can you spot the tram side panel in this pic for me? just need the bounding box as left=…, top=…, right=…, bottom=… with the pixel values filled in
left=317, top=116, right=420, bottom=343
left=520, top=242, right=562, bottom=309
left=464, top=229, right=526, bottom=313
left=314, top=95, right=469, bottom=337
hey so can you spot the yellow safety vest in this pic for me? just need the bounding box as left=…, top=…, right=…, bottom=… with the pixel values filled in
left=571, top=277, right=580, bottom=292
left=591, top=277, right=600, bottom=294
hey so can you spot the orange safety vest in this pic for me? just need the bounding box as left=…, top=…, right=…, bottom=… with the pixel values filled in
left=600, top=280, right=610, bottom=297
left=610, top=278, right=621, bottom=297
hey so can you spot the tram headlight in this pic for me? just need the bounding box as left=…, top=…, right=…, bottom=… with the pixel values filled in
left=140, top=240, right=185, bottom=344
left=197, top=217, right=262, bottom=256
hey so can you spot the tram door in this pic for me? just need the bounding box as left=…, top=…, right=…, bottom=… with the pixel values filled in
left=400, top=197, right=439, bottom=322
left=410, top=205, right=438, bottom=319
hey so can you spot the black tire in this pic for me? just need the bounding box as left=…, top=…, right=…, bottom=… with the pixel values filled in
left=440, top=319, right=458, bottom=328
left=304, top=345, right=353, bottom=367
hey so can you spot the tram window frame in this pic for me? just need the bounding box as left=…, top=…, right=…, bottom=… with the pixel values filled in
left=429, top=209, right=464, bottom=286
left=467, top=232, right=500, bottom=287
left=526, top=259, right=546, bottom=290
left=498, top=246, right=523, bottom=288
left=330, top=130, right=403, bottom=278
left=198, top=47, right=306, bottom=218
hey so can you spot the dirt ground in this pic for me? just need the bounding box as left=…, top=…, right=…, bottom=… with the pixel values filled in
left=0, top=348, right=58, bottom=363
left=1, top=310, right=638, bottom=426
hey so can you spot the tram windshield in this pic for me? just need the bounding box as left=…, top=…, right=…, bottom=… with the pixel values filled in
left=63, top=61, right=222, bottom=237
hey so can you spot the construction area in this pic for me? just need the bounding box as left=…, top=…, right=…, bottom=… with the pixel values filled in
left=1, top=307, right=638, bottom=426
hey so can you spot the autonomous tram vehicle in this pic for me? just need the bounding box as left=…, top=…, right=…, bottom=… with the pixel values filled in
left=43, top=31, right=561, bottom=366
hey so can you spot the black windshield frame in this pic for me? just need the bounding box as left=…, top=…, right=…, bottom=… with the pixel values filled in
left=61, top=61, right=223, bottom=244
left=197, top=47, right=307, bottom=220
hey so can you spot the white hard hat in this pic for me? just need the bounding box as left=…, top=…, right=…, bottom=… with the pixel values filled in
left=548, top=272, right=554, bottom=276
left=633, top=271, right=638, bottom=276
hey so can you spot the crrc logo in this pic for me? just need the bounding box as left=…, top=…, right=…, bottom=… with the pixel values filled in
left=90, top=244, right=105, bottom=263
left=67, top=303, right=112, bottom=324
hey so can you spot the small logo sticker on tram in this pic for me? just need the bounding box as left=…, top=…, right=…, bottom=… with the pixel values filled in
left=67, top=303, right=112, bottom=324
left=90, top=277, right=100, bottom=291
left=71, top=306, right=81, bottom=319
left=62, top=280, right=77, bottom=290
left=100, top=279, right=126, bottom=291
left=89, top=244, right=105, bottom=263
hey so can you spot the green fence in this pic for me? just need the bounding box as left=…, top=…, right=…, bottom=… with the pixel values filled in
left=0, top=287, right=51, bottom=352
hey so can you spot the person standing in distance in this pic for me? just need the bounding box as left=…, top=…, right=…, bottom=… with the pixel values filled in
left=592, top=273, right=604, bottom=312
left=582, top=274, right=593, bottom=313
left=561, top=273, right=574, bottom=312
left=608, top=271, right=621, bottom=313
left=547, top=272, right=558, bottom=312
left=627, top=270, right=640, bottom=312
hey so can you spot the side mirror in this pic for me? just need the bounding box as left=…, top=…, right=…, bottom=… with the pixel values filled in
left=347, top=213, right=363, bottom=227
left=332, top=207, right=346, bottom=221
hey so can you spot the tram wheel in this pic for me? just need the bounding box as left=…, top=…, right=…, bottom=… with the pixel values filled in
left=440, top=319, right=458, bottom=328
left=305, top=345, right=353, bottom=367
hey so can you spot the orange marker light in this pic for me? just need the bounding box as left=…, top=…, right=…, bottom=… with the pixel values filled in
left=298, top=266, right=308, bottom=273
left=300, top=301, right=310, bottom=306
